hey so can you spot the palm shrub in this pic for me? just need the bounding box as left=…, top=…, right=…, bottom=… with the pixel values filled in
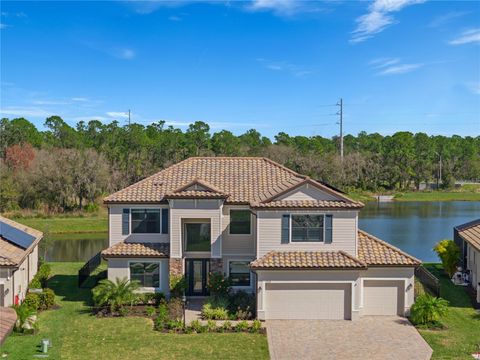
left=13, top=303, right=37, bottom=333
left=433, top=239, right=460, bottom=277
left=410, top=294, right=449, bottom=326
left=169, top=275, right=187, bottom=298
left=92, top=277, right=140, bottom=313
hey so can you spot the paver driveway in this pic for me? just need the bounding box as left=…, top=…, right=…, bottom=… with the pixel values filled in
left=266, top=316, right=432, bottom=360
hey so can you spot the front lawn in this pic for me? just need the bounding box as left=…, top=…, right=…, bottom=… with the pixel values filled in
left=1, top=263, right=269, bottom=360
left=418, top=264, right=480, bottom=360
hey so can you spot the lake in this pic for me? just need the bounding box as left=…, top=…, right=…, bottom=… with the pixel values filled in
left=43, top=201, right=480, bottom=263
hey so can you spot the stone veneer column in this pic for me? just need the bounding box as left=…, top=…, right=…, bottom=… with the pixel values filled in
left=210, top=258, right=224, bottom=274
left=169, top=258, right=184, bottom=277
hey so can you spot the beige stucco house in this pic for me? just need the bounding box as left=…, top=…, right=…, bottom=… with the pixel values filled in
left=102, top=157, right=420, bottom=320
left=455, top=219, right=480, bottom=302
left=0, top=216, right=42, bottom=307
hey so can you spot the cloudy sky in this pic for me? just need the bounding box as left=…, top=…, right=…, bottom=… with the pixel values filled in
left=1, top=0, right=479, bottom=137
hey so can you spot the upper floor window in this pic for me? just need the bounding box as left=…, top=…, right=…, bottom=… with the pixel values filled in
left=131, top=209, right=160, bottom=233
left=230, top=210, right=251, bottom=235
left=291, top=214, right=323, bottom=242
left=185, top=223, right=211, bottom=252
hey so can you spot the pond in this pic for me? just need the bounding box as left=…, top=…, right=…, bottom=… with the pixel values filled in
left=42, top=201, right=480, bottom=263
left=359, top=201, right=480, bottom=262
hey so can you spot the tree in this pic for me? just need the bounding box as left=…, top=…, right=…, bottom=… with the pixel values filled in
left=212, top=130, right=241, bottom=156
left=5, top=143, right=36, bottom=171
left=185, top=121, right=211, bottom=156
left=409, top=294, right=449, bottom=326
left=433, top=240, right=460, bottom=277
left=92, top=277, right=140, bottom=313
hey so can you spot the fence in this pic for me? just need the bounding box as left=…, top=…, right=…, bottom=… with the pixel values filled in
left=415, top=265, right=440, bottom=297
left=78, top=251, right=102, bottom=288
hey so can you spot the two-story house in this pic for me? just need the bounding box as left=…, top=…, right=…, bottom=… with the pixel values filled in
left=102, top=157, right=420, bottom=320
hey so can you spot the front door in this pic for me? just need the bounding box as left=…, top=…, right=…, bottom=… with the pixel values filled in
left=185, top=259, right=210, bottom=296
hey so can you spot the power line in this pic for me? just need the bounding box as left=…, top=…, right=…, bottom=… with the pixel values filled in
left=336, top=98, right=343, bottom=161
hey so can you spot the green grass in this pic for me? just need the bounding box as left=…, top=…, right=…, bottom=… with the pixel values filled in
left=394, top=191, right=480, bottom=201
left=1, top=263, right=269, bottom=360
left=417, top=263, right=480, bottom=360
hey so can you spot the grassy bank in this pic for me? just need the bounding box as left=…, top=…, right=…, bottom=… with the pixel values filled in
left=418, top=263, right=480, bottom=359
left=1, top=263, right=269, bottom=360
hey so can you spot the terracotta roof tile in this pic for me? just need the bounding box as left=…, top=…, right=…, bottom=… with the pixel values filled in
left=357, top=230, right=421, bottom=267
left=104, top=157, right=359, bottom=208
left=456, top=219, right=480, bottom=251
left=252, top=200, right=363, bottom=209
left=102, top=242, right=170, bottom=258
left=250, top=250, right=367, bottom=269
left=164, top=190, right=229, bottom=199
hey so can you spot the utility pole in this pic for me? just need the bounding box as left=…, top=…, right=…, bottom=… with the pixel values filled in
left=127, top=109, right=131, bottom=126
left=336, top=98, right=344, bottom=160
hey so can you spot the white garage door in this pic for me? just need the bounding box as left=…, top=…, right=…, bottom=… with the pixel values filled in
left=265, top=283, right=351, bottom=320
left=363, top=280, right=404, bottom=315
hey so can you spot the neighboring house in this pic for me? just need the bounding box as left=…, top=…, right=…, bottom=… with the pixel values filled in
left=102, top=157, right=420, bottom=320
left=454, top=219, right=480, bottom=302
left=0, top=216, right=43, bottom=307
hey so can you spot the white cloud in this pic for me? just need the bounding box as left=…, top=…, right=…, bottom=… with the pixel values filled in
left=257, top=58, right=312, bottom=77
left=467, top=82, right=480, bottom=95
left=351, top=0, right=425, bottom=43
left=0, top=23, right=9, bottom=29
left=114, top=48, right=136, bottom=59
left=449, top=29, right=480, bottom=45
left=169, top=15, right=182, bottom=21
left=72, top=97, right=88, bottom=102
left=370, top=57, right=423, bottom=75
left=106, top=111, right=129, bottom=119
left=0, top=107, right=53, bottom=117
left=427, top=11, right=469, bottom=28
left=248, top=0, right=300, bottom=15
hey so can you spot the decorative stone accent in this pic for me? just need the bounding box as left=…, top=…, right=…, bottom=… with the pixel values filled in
left=210, top=258, right=224, bottom=274
left=169, top=258, right=183, bottom=277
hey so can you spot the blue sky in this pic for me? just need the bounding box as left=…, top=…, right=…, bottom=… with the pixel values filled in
left=1, top=0, right=479, bottom=138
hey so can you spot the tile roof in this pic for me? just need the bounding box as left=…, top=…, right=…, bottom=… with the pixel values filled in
left=102, top=242, right=170, bottom=258
left=252, top=200, right=363, bottom=209
left=357, top=230, right=421, bottom=267
left=250, top=250, right=367, bottom=270
left=164, top=190, right=229, bottom=199
left=0, top=216, right=43, bottom=267
left=104, top=157, right=360, bottom=209
left=456, top=219, right=480, bottom=251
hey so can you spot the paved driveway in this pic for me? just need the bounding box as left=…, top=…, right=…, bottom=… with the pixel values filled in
left=266, top=317, right=432, bottom=360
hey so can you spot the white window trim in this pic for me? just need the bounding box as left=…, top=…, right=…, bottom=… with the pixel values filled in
left=130, top=208, right=162, bottom=235
left=228, top=208, right=252, bottom=236
left=227, top=259, right=253, bottom=288
left=127, top=260, right=162, bottom=292
left=289, top=213, right=326, bottom=244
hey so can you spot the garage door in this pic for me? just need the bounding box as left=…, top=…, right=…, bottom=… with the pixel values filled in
left=363, top=280, right=404, bottom=315
left=265, top=283, right=351, bottom=320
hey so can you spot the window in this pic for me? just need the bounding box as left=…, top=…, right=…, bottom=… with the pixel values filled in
left=291, top=215, right=324, bottom=242
left=230, top=210, right=251, bottom=234
left=229, top=261, right=251, bottom=286
left=185, top=223, right=211, bottom=252
left=129, top=262, right=160, bottom=288
left=131, top=209, right=160, bottom=233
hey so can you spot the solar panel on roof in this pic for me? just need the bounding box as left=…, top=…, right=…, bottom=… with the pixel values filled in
left=0, top=221, right=36, bottom=249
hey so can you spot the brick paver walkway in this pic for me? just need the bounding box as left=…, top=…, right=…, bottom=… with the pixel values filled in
left=266, top=316, right=432, bottom=360
left=0, top=307, right=16, bottom=345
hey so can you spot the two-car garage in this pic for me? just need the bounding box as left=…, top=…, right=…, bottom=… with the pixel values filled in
left=264, top=283, right=352, bottom=320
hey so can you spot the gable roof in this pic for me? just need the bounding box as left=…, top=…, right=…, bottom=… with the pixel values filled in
left=0, top=216, right=43, bottom=267
left=102, top=242, right=170, bottom=258
left=104, top=157, right=362, bottom=209
left=455, top=219, right=480, bottom=251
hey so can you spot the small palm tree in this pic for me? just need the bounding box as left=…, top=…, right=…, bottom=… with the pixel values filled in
left=92, top=277, right=140, bottom=313
left=410, top=294, right=449, bottom=326
left=13, top=303, right=37, bottom=332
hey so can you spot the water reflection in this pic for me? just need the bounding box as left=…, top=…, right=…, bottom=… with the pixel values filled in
left=42, top=233, right=108, bottom=262
left=359, top=201, right=480, bottom=262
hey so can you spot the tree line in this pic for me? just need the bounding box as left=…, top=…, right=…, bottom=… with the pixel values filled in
left=1, top=116, right=479, bottom=212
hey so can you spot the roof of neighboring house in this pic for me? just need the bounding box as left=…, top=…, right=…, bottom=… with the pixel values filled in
left=357, top=230, right=421, bottom=267
left=251, top=229, right=421, bottom=270
left=250, top=250, right=367, bottom=270
left=104, top=157, right=362, bottom=209
left=101, top=242, right=170, bottom=258
left=455, top=219, right=480, bottom=251
left=251, top=199, right=363, bottom=209
left=0, top=216, right=43, bottom=267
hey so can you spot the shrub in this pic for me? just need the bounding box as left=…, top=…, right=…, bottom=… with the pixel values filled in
left=222, top=320, right=232, bottom=332
left=118, top=307, right=130, bottom=317
left=29, top=277, right=42, bottom=289
left=168, top=297, right=184, bottom=321
left=39, top=288, right=55, bottom=310
left=235, top=320, right=249, bottom=332
left=92, top=277, right=140, bottom=313
left=30, top=263, right=52, bottom=289
left=207, top=272, right=231, bottom=298
left=229, top=290, right=255, bottom=320
left=206, top=320, right=217, bottom=332
left=189, top=319, right=205, bottom=333
left=166, top=319, right=184, bottom=332
left=145, top=306, right=156, bottom=317
left=202, top=303, right=229, bottom=320
left=13, top=303, right=37, bottom=333
left=23, top=293, right=41, bottom=311
left=250, top=320, right=262, bottom=333
left=152, top=292, right=166, bottom=306
left=410, top=294, right=449, bottom=326
left=158, top=300, right=168, bottom=320
left=433, top=240, right=460, bottom=277
left=169, top=275, right=187, bottom=298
